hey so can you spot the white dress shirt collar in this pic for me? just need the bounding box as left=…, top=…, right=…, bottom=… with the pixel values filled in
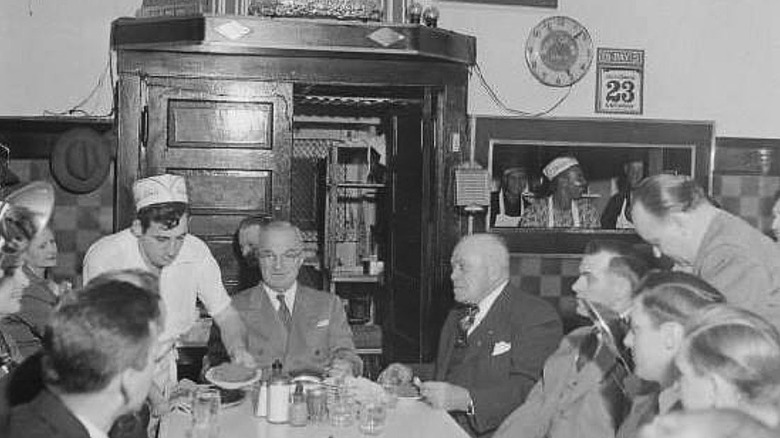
left=468, top=280, right=509, bottom=335
left=74, top=414, right=109, bottom=438
left=264, top=282, right=298, bottom=313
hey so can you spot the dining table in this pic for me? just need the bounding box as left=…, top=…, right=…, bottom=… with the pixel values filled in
left=158, top=395, right=472, bottom=438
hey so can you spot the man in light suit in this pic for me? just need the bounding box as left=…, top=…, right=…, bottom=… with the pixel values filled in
left=494, top=240, right=651, bottom=438
left=208, top=221, right=362, bottom=376
left=420, top=233, right=563, bottom=437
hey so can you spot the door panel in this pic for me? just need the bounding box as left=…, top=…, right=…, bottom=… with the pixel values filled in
left=144, top=78, right=292, bottom=292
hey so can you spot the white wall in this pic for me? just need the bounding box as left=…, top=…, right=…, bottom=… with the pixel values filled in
left=442, top=0, right=780, bottom=137
left=2, top=0, right=780, bottom=137
left=0, top=0, right=138, bottom=117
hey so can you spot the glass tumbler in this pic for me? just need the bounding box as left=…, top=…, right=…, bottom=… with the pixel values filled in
left=358, top=399, right=387, bottom=435
left=188, top=387, right=221, bottom=438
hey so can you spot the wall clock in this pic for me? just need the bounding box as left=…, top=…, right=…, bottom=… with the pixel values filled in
left=525, top=16, right=594, bottom=87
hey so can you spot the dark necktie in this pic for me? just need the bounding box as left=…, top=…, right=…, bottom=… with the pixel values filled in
left=277, top=293, right=293, bottom=332
left=455, top=305, right=479, bottom=348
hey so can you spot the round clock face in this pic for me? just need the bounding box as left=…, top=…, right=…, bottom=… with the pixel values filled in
left=525, top=16, right=594, bottom=87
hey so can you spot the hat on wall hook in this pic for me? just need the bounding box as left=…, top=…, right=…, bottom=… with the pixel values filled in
left=51, top=127, right=113, bottom=194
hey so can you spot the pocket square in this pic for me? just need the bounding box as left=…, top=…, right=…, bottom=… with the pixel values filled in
left=316, top=319, right=330, bottom=328
left=492, top=341, right=511, bottom=356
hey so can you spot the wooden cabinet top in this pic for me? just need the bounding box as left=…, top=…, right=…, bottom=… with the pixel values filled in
left=111, top=15, right=476, bottom=65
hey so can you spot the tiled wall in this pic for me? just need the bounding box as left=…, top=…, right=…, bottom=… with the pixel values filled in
left=508, top=174, right=778, bottom=315
left=9, top=159, right=115, bottom=283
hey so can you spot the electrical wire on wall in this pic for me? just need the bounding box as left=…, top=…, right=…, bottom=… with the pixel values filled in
left=471, top=62, right=572, bottom=118
left=43, top=49, right=116, bottom=118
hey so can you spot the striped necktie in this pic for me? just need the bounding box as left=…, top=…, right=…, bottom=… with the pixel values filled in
left=277, top=293, right=293, bottom=332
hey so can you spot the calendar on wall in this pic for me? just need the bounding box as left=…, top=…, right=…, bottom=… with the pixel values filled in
left=595, top=48, right=645, bottom=115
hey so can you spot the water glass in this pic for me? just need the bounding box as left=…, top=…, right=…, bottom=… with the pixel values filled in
left=329, top=390, right=354, bottom=427
left=358, top=399, right=387, bottom=435
left=307, top=386, right=328, bottom=423
left=188, top=387, right=220, bottom=438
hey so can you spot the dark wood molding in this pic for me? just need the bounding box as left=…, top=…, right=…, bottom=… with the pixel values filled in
left=0, top=116, right=115, bottom=160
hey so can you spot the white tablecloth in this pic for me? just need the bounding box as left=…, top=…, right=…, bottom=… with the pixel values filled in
left=159, top=397, right=471, bottom=438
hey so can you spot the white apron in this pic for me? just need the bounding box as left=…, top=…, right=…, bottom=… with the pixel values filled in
left=494, top=190, right=522, bottom=227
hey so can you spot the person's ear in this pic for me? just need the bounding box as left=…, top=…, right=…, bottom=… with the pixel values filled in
left=131, top=219, right=143, bottom=238
left=661, top=321, right=685, bottom=351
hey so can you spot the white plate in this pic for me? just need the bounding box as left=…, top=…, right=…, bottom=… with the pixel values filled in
left=205, top=367, right=261, bottom=390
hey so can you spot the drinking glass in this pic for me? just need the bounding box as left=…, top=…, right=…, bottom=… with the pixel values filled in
left=358, top=399, right=387, bottom=435
left=307, top=386, right=328, bottom=423
left=188, top=387, right=221, bottom=438
left=328, top=386, right=354, bottom=427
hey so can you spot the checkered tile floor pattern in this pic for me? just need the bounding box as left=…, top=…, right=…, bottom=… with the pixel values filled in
left=713, top=174, right=780, bottom=236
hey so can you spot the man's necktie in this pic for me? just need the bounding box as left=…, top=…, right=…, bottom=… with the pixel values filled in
left=455, top=304, right=479, bottom=347
left=277, top=293, right=293, bottom=332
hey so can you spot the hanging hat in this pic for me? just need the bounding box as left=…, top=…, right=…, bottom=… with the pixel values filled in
left=133, top=174, right=188, bottom=211
left=543, top=156, right=580, bottom=180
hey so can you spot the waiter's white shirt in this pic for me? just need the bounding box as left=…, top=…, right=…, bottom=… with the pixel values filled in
left=468, top=279, right=509, bottom=335
left=83, top=228, right=232, bottom=344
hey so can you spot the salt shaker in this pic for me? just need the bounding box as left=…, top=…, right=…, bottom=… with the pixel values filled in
left=267, top=360, right=290, bottom=423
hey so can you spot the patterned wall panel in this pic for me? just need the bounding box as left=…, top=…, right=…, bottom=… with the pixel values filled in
left=9, top=159, right=115, bottom=282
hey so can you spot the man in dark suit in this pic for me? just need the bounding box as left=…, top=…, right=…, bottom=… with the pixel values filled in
left=5, top=277, right=163, bottom=438
left=208, top=221, right=362, bottom=377
left=420, top=233, right=563, bottom=437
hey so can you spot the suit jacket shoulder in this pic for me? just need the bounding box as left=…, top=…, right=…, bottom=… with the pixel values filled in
left=8, top=389, right=90, bottom=438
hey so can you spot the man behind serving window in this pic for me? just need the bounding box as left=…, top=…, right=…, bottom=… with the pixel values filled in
left=6, top=279, right=163, bottom=438
left=82, top=174, right=253, bottom=399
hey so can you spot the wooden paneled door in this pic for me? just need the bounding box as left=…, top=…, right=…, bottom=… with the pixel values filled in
left=120, top=77, right=293, bottom=292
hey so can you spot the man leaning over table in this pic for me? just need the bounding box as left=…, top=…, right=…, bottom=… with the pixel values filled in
left=82, top=174, right=254, bottom=400
left=413, top=233, right=563, bottom=437
left=206, top=220, right=362, bottom=377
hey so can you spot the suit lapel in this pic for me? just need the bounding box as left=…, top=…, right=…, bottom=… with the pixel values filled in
left=464, top=285, right=512, bottom=362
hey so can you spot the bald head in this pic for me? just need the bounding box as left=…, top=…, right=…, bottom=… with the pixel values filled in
left=450, top=234, right=510, bottom=305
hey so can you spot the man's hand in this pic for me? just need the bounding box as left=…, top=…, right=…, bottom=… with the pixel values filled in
left=230, top=349, right=257, bottom=369
left=419, top=381, right=472, bottom=411
left=329, top=357, right=356, bottom=378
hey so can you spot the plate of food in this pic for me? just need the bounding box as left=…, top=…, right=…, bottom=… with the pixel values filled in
left=396, top=383, right=422, bottom=401
left=205, top=363, right=261, bottom=390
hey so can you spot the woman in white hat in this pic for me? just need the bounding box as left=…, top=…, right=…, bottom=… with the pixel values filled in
left=520, top=156, right=600, bottom=228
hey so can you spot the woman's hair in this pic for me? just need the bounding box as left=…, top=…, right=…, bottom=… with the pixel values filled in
left=680, top=305, right=780, bottom=406
left=631, top=174, right=708, bottom=218
left=634, top=270, right=725, bottom=326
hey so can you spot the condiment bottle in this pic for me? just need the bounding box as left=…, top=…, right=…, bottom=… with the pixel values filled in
left=289, top=382, right=308, bottom=426
left=253, top=376, right=268, bottom=417
left=267, top=360, right=290, bottom=423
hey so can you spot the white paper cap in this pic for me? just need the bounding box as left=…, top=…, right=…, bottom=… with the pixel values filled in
left=543, top=157, right=580, bottom=180
left=133, top=174, right=188, bottom=211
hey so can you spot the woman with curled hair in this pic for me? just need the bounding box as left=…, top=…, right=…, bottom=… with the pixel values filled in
left=616, top=271, right=726, bottom=438
left=675, top=305, right=780, bottom=428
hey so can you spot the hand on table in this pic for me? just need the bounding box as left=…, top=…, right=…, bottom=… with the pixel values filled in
left=419, top=381, right=471, bottom=412
left=230, top=349, right=257, bottom=369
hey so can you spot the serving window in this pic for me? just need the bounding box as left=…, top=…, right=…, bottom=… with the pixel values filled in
left=472, top=116, right=714, bottom=253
